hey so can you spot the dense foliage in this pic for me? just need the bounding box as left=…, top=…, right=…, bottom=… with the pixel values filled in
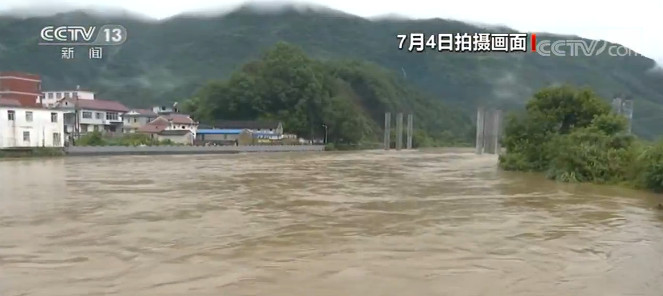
left=1, top=6, right=662, bottom=138
left=0, top=147, right=64, bottom=158
left=182, top=42, right=472, bottom=146
left=500, top=85, right=663, bottom=192
left=76, top=131, right=175, bottom=146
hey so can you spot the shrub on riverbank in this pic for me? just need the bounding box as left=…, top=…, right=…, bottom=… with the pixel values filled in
left=76, top=131, right=175, bottom=146
left=0, top=147, right=65, bottom=158
left=499, top=85, right=663, bottom=193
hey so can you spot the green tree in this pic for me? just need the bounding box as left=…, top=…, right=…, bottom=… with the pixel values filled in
left=525, top=85, right=611, bottom=134
left=76, top=131, right=105, bottom=146
left=500, top=85, right=614, bottom=171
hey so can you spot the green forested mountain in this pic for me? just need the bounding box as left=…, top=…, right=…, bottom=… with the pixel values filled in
left=182, top=42, right=473, bottom=146
left=0, top=4, right=662, bottom=138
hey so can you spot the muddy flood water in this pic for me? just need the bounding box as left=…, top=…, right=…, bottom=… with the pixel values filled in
left=1, top=149, right=662, bottom=296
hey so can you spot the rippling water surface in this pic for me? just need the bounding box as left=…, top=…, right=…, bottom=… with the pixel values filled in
left=1, top=149, right=662, bottom=296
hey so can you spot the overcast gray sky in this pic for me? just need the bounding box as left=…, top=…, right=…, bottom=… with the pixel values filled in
left=1, top=0, right=662, bottom=63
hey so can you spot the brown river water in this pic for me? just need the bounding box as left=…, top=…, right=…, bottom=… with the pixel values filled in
left=1, top=149, right=662, bottom=296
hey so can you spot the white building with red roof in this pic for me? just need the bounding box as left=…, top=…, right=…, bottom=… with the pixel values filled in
left=0, top=72, right=43, bottom=108
left=0, top=97, right=65, bottom=148
left=41, top=90, right=95, bottom=107
left=53, top=95, right=130, bottom=137
left=122, top=109, right=158, bottom=133
left=0, top=72, right=66, bottom=148
left=136, top=113, right=198, bottom=145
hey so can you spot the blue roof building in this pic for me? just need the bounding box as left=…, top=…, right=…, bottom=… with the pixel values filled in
left=196, top=129, right=245, bottom=135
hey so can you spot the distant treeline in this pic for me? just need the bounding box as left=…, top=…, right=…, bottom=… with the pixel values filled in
left=181, top=42, right=473, bottom=147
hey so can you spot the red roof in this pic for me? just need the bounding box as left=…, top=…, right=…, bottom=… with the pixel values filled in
left=137, top=124, right=167, bottom=134
left=0, top=72, right=40, bottom=80
left=148, top=117, right=169, bottom=125
left=127, top=109, right=157, bottom=116
left=0, top=98, right=22, bottom=107
left=67, top=98, right=130, bottom=112
left=0, top=95, right=42, bottom=108
left=162, top=114, right=195, bottom=124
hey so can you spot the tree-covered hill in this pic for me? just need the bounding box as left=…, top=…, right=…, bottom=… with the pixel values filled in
left=0, top=4, right=661, bottom=138
left=183, top=42, right=473, bottom=146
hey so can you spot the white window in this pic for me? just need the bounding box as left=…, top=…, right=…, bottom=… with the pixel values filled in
left=7, top=110, right=15, bottom=121
left=106, top=112, right=118, bottom=120
left=56, top=92, right=62, bottom=99
left=82, top=111, right=92, bottom=119
left=96, top=112, right=102, bottom=119
left=48, top=93, right=54, bottom=99
left=53, top=133, right=61, bottom=146
left=23, top=131, right=30, bottom=142
left=51, top=112, right=58, bottom=123
left=26, top=111, right=33, bottom=122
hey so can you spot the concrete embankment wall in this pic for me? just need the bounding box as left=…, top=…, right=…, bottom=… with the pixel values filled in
left=66, top=145, right=325, bottom=156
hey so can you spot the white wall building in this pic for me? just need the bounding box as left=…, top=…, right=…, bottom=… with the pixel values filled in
left=41, top=90, right=95, bottom=108
left=137, top=114, right=199, bottom=143
left=123, top=109, right=158, bottom=133
left=138, top=114, right=198, bottom=133
left=161, top=114, right=198, bottom=133
left=0, top=98, right=65, bottom=148
left=54, top=97, right=129, bottom=136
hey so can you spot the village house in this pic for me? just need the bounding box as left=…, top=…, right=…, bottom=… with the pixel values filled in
left=0, top=72, right=65, bottom=148
left=137, top=113, right=198, bottom=145
left=195, top=129, right=250, bottom=145
left=122, top=109, right=158, bottom=133
left=0, top=72, right=43, bottom=108
left=152, top=105, right=176, bottom=115
left=41, top=90, right=95, bottom=107
left=53, top=96, right=130, bottom=138
left=0, top=98, right=65, bottom=148
left=200, top=120, right=284, bottom=134
left=195, top=120, right=288, bottom=145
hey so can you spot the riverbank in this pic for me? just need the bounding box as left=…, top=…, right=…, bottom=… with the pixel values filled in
left=0, top=145, right=325, bottom=158
left=65, top=145, right=325, bottom=156
left=0, top=147, right=65, bottom=158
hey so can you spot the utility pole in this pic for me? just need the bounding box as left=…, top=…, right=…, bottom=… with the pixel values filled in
left=74, top=85, right=80, bottom=143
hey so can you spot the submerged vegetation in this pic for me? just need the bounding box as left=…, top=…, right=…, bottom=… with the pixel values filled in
left=500, top=85, right=663, bottom=193
left=0, top=147, right=65, bottom=158
left=182, top=42, right=473, bottom=148
left=76, top=131, right=175, bottom=147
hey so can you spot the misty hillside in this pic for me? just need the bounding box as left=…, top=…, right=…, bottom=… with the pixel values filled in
left=1, top=4, right=662, bottom=138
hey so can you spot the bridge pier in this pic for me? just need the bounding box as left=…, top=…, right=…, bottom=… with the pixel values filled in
left=476, top=108, right=502, bottom=155
left=406, top=114, right=413, bottom=149
left=384, top=112, right=391, bottom=150
left=476, top=107, right=485, bottom=154
left=396, top=113, right=403, bottom=150
left=384, top=112, right=414, bottom=150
